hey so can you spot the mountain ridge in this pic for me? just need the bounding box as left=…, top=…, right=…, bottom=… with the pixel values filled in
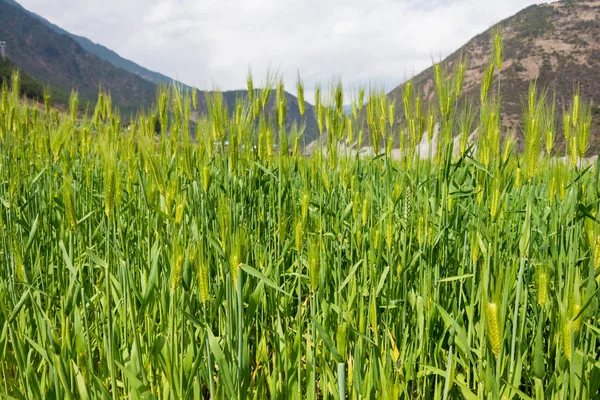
left=388, top=0, right=600, bottom=153
left=1, top=0, right=176, bottom=86
left=0, top=0, right=157, bottom=114
left=0, top=0, right=319, bottom=142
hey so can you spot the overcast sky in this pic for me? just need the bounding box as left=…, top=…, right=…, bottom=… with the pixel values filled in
left=18, top=0, right=552, bottom=102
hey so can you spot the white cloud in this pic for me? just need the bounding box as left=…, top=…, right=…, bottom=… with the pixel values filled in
left=17, top=0, right=553, bottom=102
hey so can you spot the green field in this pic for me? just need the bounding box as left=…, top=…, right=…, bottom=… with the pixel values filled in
left=1, top=40, right=600, bottom=399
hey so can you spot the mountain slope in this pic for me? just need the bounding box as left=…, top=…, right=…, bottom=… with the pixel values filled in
left=388, top=0, right=600, bottom=153
left=1, top=0, right=174, bottom=86
left=0, top=0, right=318, bottom=141
left=0, top=57, right=71, bottom=105
left=0, top=0, right=157, bottom=114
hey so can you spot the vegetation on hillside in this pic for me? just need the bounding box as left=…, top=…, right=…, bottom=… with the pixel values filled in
left=0, top=57, right=70, bottom=106
left=0, top=0, right=159, bottom=115
left=1, top=0, right=178, bottom=85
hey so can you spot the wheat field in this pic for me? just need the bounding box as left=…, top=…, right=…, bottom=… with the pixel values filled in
left=0, top=34, right=599, bottom=399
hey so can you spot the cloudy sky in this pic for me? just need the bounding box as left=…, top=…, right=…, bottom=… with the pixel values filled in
left=19, top=0, right=552, bottom=102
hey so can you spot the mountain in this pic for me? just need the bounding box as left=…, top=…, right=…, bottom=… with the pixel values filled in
left=0, top=56, right=71, bottom=105
left=388, top=0, right=600, bottom=154
left=0, top=0, right=319, bottom=142
left=0, top=0, right=157, bottom=114
left=1, top=0, right=174, bottom=86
